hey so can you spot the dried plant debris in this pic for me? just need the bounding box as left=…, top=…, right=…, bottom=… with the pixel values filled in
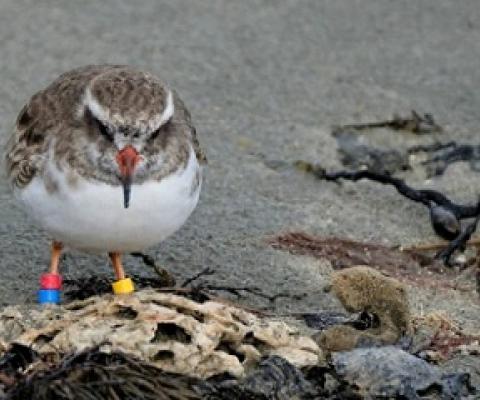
left=333, top=122, right=480, bottom=179
left=201, top=356, right=320, bottom=400
left=0, top=347, right=381, bottom=400
left=296, top=118, right=480, bottom=261
left=412, top=312, right=480, bottom=361
left=130, top=251, right=176, bottom=287
left=300, top=310, right=391, bottom=339
left=295, top=158, right=480, bottom=263
left=332, top=346, right=475, bottom=399
left=332, top=128, right=410, bottom=175
left=0, top=343, right=37, bottom=378
left=304, top=165, right=479, bottom=232
left=2, top=347, right=203, bottom=400
left=0, top=295, right=476, bottom=399
left=409, top=141, right=480, bottom=177
left=318, top=168, right=480, bottom=257
left=435, top=215, right=480, bottom=266
left=269, top=232, right=478, bottom=293
left=301, top=311, right=351, bottom=331
left=1, top=349, right=327, bottom=400
left=332, top=267, right=411, bottom=334
left=333, top=110, right=443, bottom=135
left=269, top=232, right=431, bottom=269
left=315, top=267, right=411, bottom=352
left=63, top=274, right=175, bottom=301
left=2, top=345, right=474, bottom=400
left=62, top=253, right=176, bottom=302
left=0, top=290, right=321, bottom=380
left=0, top=348, right=325, bottom=400
left=181, top=267, right=216, bottom=287
left=320, top=169, right=478, bottom=221
left=65, top=268, right=302, bottom=307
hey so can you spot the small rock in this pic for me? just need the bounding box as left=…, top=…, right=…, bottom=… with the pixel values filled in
left=333, top=346, right=475, bottom=399
left=201, top=356, right=318, bottom=400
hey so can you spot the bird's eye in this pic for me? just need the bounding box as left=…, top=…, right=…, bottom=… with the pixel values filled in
left=96, top=119, right=113, bottom=141
left=85, top=107, right=113, bottom=142
left=149, top=128, right=160, bottom=141
left=91, top=117, right=114, bottom=141
left=149, top=120, right=171, bottom=142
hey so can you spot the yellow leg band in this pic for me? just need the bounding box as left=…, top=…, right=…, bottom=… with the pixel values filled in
left=112, top=277, right=135, bottom=294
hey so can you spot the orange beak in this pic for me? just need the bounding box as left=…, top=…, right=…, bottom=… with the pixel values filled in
left=116, top=145, right=141, bottom=208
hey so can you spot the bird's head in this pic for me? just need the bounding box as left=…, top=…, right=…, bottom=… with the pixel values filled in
left=80, top=68, right=175, bottom=208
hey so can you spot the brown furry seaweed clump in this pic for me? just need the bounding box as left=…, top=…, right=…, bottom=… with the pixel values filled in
left=317, top=266, right=412, bottom=352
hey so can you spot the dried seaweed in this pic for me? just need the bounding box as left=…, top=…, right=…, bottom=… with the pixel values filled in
left=268, top=232, right=473, bottom=291
left=315, top=168, right=479, bottom=221
left=422, top=331, right=480, bottom=360
left=269, top=232, right=433, bottom=270
left=295, top=161, right=480, bottom=264
left=202, top=356, right=320, bottom=400
left=191, top=284, right=306, bottom=304
left=332, top=128, right=409, bottom=175
left=180, top=267, right=305, bottom=303
left=2, top=346, right=474, bottom=400
left=62, top=275, right=214, bottom=303
left=312, top=266, right=411, bottom=352
left=435, top=215, right=480, bottom=265
left=0, top=296, right=476, bottom=399
left=329, top=115, right=480, bottom=257
left=301, top=311, right=378, bottom=331
left=3, top=347, right=202, bottom=400
left=0, top=349, right=326, bottom=400
left=64, top=272, right=304, bottom=307
left=301, top=312, right=350, bottom=330
left=409, top=141, right=480, bottom=177
left=319, top=168, right=480, bottom=249
left=476, top=262, right=480, bottom=295
left=334, top=116, right=480, bottom=179
left=63, top=252, right=177, bottom=302
left=0, top=344, right=37, bottom=377
left=130, top=252, right=176, bottom=287
left=63, top=274, right=173, bottom=301
left=181, top=267, right=216, bottom=287
left=331, top=112, right=442, bottom=177
left=333, top=111, right=443, bottom=135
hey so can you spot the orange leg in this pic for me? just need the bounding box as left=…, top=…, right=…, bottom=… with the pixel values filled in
left=38, top=241, right=63, bottom=304
left=49, top=241, right=63, bottom=275
left=109, top=252, right=134, bottom=294
left=109, top=252, right=125, bottom=280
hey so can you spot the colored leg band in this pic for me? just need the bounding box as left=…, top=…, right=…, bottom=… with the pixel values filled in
left=112, top=277, right=135, bottom=294
left=40, top=273, right=62, bottom=290
left=38, top=289, right=61, bottom=304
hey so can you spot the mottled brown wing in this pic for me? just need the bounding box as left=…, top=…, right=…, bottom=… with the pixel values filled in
left=172, top=90, right=207, bottom=165
left=191, top=126, right=207, bottom=165
left=4, top=104, right=45, bottom=187
left=4, top=65, right=119, bottom=187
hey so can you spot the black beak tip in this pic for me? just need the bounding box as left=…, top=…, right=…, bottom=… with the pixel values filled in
left=122, top=181, right=132, bottom=209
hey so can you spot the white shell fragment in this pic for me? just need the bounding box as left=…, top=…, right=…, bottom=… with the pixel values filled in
left=0, top=290, right=321, bottom=378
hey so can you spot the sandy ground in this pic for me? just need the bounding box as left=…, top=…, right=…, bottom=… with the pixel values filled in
left=0, top=0, right=479, bottom=354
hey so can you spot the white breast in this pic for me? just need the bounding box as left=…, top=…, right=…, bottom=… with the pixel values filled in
left=15, top=149, right=201, bottom=253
